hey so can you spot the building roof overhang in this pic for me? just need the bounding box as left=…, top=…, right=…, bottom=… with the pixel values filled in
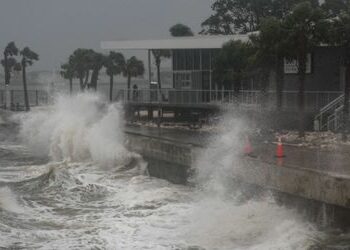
left=101, top=35, right=250, bottom=50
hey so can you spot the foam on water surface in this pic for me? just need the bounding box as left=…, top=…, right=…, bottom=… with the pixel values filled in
left=0, top=186, right=25, bottom=214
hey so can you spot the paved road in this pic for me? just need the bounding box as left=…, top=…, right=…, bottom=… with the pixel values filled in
left=125, top=124, right=350, bottom=176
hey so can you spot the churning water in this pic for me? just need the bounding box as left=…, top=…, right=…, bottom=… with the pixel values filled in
left=0, top=92, right=347, bottom=249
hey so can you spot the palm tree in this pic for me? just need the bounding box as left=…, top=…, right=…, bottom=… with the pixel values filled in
left=1, top=57, right=18, bottom=84
left=151, top=50, right=171, bottom=92
left=88, top=51, right=105, bottom=91
left=2, top=42, right=19, bottom=86
left=122, top=56, right=145, bottom=100
left=169, top=23, right=194, bottom=37
left=69, top=48, right=94, bottom=91
left=104, top=51, right=125, bottom=102
left=20, top=47, right=39, bottom=111
left=283, top=2, right=328, bottom=137
left=1, top=56, right=19, bottom=109
left=60, top=61, right=75, bottom=94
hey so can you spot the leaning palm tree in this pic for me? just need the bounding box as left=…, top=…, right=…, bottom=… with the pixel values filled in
left=20, top=47, right=39, bottom=111
left=1, top=57, right=19, bottom=109
left=1, top=57, right=18, bottom=84
left=2, top=42, right=19, bottom=86
left=60, top=61, right=75, bottom=94
left=88, top=51, right=105, bottom=91
left=69, top=48, right=94, bottom=91
left=151, top=50, right=171, bottom=92
left=122, top=56, right=145, bottom=100
left=104, top=51, right=125, bottom=102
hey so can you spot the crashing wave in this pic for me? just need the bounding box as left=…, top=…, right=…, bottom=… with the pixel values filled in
left=17, top=92, right=139, bottom=167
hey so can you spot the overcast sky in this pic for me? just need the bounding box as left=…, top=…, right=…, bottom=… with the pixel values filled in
left=0, top=0, right=213, bottom=71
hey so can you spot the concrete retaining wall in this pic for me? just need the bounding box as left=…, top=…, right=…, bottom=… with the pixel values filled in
left=125, top=130, right=350, bottom=227
left=125, top=131, right=194, bottom=184
left=238, top=158, right=350, bottom=209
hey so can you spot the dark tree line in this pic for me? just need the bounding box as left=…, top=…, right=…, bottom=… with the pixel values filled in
left=200, top=0, right=319, bottom=34
left=204, top=0, right=350, bottom=138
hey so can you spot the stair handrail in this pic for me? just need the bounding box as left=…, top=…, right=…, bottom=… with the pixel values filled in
left=314, top=94, right=344, bottom=131
left=324, top=104, right=344, bottom=131
left=315, top=94, right=343, bottom=119
left=318, top=94, right=344, bottom=116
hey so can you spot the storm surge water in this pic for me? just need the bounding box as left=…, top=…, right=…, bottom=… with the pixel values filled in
left=0, top=92, right=326, bottom=249
left=185, top=116, right=319, bottom=249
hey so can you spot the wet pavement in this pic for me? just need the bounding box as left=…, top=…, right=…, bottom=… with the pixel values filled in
left=125, top=124, right=350, bottom=177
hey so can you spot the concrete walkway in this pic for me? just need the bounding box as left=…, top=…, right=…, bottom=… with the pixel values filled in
left=125, top=124, right=350, bottom=177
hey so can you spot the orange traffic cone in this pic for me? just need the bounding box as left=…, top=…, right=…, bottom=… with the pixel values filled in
left=275, top=136, right=285, bottom=158
left=244, top=135, right=253, bottom=156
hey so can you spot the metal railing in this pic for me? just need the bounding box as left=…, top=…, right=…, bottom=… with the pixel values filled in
left=0, top=89, right=50, bottom=110
left=112, top=88, right=342, bottom=112
left=314, top=94, right=345, bottom=131
left=326, top=105, right=344, bottom=131
left=1, top=87, right=341, bottom=116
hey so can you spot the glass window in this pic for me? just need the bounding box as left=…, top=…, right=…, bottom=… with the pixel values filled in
left=193, top=50, right=200, bottom=70
left=174, top=72, right=191, bottom=89
left=202, top=50, right=210, bottom=70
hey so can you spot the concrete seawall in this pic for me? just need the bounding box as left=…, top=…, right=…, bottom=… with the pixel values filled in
left=126, top=131, right=195, bottom=184
left=125, top=129, right=350, bottom=227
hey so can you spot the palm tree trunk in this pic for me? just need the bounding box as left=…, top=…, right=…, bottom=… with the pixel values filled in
left=342, top=65, right=350, bottom=141
left=127, top=75, right=131, bottom=101
left=84, top=70, right=90, bottom=89
left=156, top=62, right=161, bottom=90
left=69, top=78, right=73, bottom=94
left=22, top=62, right=30, bottom=111
left=109, top=74, right=114, bottom=102
left=156, top=62, right=162, bottom=103
left=90, top=69, right=99, bottom=91
left=79, top=77, right=84, bottom=91
left=3, top=53, right=9, bottom=109
left=276, top=56, right=285, bottom=111
left=4, top=53, right=9, bottom=86
left=156, top=62, right=162, bottom=122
